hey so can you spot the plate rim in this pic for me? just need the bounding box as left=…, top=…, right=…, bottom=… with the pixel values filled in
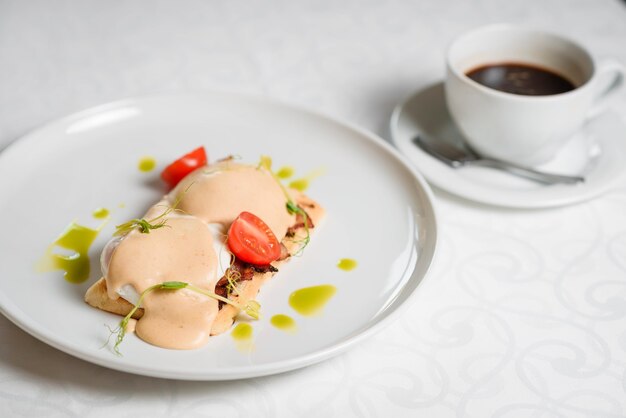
left=0, top=90, right=439, bottom=380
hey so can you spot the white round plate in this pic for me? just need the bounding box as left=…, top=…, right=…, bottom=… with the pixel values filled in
left=0, top=92, right=437, bottom=380
left=390, top=83, right=626, bottom=208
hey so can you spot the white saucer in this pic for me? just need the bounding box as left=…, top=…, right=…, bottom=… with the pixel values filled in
left=390, top=82, right=626, bottom=208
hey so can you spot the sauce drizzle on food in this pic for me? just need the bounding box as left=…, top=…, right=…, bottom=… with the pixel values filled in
left=289, top=285, right=336, bottom=316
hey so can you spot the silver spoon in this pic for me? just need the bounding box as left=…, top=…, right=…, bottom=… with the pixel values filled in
left=413, top=135, right=584, bottom=185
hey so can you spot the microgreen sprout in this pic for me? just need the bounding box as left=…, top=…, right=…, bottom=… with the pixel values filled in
left=285, top=202, right=311, bottom=256
left=106, top=280, right=260, bottom=355
left=225, top=266, right=241, bottom=296
left=114, top=217, right=168, bottom=236
left=113, top=183, right=193, bottom=237
left=220, top=240, right=241, bottom=297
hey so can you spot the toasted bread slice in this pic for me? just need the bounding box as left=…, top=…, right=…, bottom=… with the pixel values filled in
left=85, top=193, right=324, bottom=335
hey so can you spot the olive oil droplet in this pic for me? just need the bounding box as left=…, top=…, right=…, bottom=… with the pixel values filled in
left=289, top=178, right=309, bottom=191
left=38, top=222, right=100, bottom=283
left=92, top=207, right=110, bottom=219
left=289, top=285, right=336, bottom=316
left=231, top=323, right=253, bottom=340
left=270, top=314, right=297, bottom=332
left=276, top=166, right=295, bottom=179
left=288, top=168, right=324, bottom=191
left=337, top=258, right=357, bottom=271
left=138, top=156, right=156, bottom=172
left=231, top=323, right=254, bottom=352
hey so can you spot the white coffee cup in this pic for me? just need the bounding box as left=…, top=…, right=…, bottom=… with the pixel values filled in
left=445, top=24, right=625, bottom=166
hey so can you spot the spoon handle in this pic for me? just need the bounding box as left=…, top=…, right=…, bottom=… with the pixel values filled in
left=470, top=158, right=585, bottom=185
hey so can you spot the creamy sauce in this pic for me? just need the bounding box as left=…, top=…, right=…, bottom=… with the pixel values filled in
left=103, top=161, right=293, bottom=350
left=337, top=258, right=357, bottom=271
left=270, top=314, right=296, bottom=332
left=138, top=156, right=156, bottom=172
left=172, top=161, right=294, bottom=238
left=137, top=290, right=217, bottom=349
left=289, top=285, right=336, bottom=316
left=39, top=222, right=100, bottom=283
left=106, top=214, right=219, bottom=349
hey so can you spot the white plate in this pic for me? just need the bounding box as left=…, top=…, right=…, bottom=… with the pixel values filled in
left=0, top=92, right=437, bottom=380
left=390, top=83, right=626, bottom=208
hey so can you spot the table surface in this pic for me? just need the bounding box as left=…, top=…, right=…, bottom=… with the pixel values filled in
left=2, top=0, right=626, bottom=417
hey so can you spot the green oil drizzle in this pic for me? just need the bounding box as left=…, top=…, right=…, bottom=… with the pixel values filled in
left=289, top=285, right=336, bottom=316
left=288, top=168, right=325, bottom=192
left=337, top=258, right=357, bottom=271
left=289, top=178, right=309, bottom=191
left=138, top=156, right=156, bottom=172
left=231, top=322, right=254, bottom=352
left=270, top=314, right=297, bottom=332
left=38, top=222, right=101, bottom=283
left=276, top=166, right=295, bottom=179
left=92, top=207, right=110, bottom=219
left=231, top=323, right=253, bottom=340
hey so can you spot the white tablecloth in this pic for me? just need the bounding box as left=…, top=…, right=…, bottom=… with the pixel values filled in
left=2, top=0, right=626, bottom=416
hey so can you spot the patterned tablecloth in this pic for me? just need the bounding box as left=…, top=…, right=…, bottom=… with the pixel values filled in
left=2, top=0, right=626, bottom=416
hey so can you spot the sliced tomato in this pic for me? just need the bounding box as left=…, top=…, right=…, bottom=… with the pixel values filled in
left=227, top=212, right=281, bottom=265
left=160, top=146, right=207, bottom=188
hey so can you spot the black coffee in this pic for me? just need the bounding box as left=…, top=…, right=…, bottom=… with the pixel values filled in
left=466, top=63, right=576, bottom=96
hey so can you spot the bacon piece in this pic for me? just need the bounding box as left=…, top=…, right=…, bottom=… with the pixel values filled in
left=214, top=259, right=279, bottom=308
left=286, top=207, right=315, bottom=237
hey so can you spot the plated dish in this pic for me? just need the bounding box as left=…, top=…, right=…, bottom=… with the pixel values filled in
left=86, top=148, right=324, bottom=352
left=0, top=92, right=437, bottom=380
left=390, top=83, right=626, bottom=208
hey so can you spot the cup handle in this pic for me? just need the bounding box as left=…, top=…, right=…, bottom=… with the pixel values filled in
left=587, top=59, right=625, bottom=119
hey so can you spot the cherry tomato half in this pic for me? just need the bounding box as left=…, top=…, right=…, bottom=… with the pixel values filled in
left=160, top=146, right=207, bottom=188
left=227, top=212, right=281, bottom=265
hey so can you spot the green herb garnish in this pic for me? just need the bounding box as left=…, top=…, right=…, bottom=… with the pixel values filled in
left=106, top=280, right=261, bottom=355
left=114, top=217, right=168, bottom=236
left=224, top=266, right=241, bottom=296
left=113, top=183, right=193, bottom=237
left=285, top=202, right=311, bottom=255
